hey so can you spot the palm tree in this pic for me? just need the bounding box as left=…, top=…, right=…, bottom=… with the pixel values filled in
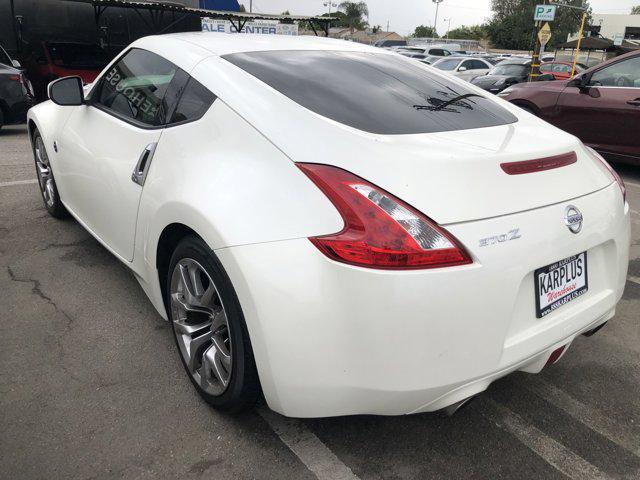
left=338, top=1, right=369, bottom=33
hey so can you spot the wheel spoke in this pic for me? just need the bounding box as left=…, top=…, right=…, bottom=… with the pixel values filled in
left=200, top=285, right=216, bottom=306
left=211, top=309, right=227, bottom=333
left=188, top=263, right=205, bottom=297
left=203, top=339, right=230, bottom=387
left=212, top=334, right=231, bottom=371
left=173, top=316, right=212, bottom=335
left=186, top=330, right=212, bottom=373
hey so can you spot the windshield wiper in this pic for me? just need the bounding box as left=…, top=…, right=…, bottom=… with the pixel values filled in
left=413, top=93, right=484, bottom=112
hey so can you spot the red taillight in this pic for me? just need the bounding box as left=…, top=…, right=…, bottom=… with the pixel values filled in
left=297, top=163, right=472, bottom=270
left=586, top=147, right=626, bottom=204
left=500, top=152, right=577, bottom=175
left=8, top=74, right=21, bottom=82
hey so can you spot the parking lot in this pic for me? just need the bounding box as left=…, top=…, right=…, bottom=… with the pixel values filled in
left=0, top=123, right=639, bottom=479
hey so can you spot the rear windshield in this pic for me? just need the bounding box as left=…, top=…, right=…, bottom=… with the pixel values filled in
left=223, top=51, right=517, bottom=135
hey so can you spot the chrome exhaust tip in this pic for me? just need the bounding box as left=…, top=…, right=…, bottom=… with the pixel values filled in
left=443, top=395, right=477, bottom=417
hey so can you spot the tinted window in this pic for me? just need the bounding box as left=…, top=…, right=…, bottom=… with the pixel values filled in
left=470, top=60, right=489, bottom=70
left=96, top=49, right=178, bottom=126
left=224, top=51, right=517, bottom=135
left=590, top=57, right=640, bottom=88
left=170, top=78, right=216, bottom=124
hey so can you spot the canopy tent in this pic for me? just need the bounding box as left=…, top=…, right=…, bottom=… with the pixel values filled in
left=62, top=0, right=336, bottom=36
left=557, top=36, right=640, bottom=54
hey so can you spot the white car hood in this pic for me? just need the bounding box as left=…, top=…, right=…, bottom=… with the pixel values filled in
left=199, top=56, right=612, bottom=225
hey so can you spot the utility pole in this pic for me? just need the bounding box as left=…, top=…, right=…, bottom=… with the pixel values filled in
left=444, top=17, right=451, bottom=39
left=529, top=0, right=547, bottom=82
left=387, top=20, right=390, bottom=32
left=570, top=12, right=587, bottom=76
left=433, top=0, right=444, bottom=37
left=539, top=1, right=589, bottom=78
left=249, top=0, right=252, bottom=13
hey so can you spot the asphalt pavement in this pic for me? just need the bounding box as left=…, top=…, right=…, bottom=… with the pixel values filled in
left=1, top=124, right=639, bottom=480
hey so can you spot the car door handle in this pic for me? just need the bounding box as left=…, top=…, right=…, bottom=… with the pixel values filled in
left=131, top=143, right=157, bottom=186
left=627, top=99, right=640, bottom=106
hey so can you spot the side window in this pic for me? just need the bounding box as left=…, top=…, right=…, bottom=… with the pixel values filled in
left=590, top=57, right=640, bottom=88
left=169, top=77, right=216, bottom=125
left=540, top=64, right=551, bottom=72
left=461, top=60, right=474, bottom=70
left=95, top=48, right=178, bottom=126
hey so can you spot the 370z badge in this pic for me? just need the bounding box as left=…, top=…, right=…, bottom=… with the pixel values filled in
left=534, top=252, right=588, bottom=318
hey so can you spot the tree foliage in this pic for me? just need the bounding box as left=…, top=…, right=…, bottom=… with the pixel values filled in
left=321, top=11, right=349, bottom=28
left=412, top=25, right=439, bottom=38
left=487, top=0, right=590, bottom=50
left=632, top=5, right=640, bottom=14
left=446, top=24, right=488, bottom=40
left=338, top=1, right=369, bottom=32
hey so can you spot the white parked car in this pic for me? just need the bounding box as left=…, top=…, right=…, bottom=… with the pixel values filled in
left=432, top=56, right=494, bottom=81
left=28, top=33, right=630, bottom=418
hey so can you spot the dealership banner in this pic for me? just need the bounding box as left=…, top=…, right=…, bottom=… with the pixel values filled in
left=202, top=18, right=298, bottom=35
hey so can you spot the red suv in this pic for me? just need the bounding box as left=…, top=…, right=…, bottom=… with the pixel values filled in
left=498, top=50, right=640, bottom=164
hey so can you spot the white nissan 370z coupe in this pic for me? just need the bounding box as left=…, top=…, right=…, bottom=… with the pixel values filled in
left=28, top=33, right=630, bottom=417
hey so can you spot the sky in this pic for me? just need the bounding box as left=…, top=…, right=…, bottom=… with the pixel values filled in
left=241, top=0, right=640, bottom=36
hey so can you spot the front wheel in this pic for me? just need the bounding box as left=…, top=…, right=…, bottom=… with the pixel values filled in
left=32, top=129, right=68, bottom=218
left=167, top=236, right=260, bottom=412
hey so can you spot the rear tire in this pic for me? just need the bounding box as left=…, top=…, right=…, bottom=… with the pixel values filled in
left=167, top=236, right=260, bottom=412
left=32, top=128, right=68, bottom=218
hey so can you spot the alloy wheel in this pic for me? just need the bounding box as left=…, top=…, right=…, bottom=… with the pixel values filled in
left=170, top=258, right=232, bottom=396
left=34, top=136, right=55, bottom=208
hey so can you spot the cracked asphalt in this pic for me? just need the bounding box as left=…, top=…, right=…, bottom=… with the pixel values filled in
left=1, top=124, right=639, bottom=480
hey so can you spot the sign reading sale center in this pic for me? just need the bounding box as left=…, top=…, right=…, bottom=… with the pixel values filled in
left=202, top=18, right=299, bottom=35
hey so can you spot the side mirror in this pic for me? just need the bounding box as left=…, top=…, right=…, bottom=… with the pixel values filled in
left=11, top=59, right=21, bottom=68
left=570, top=74, right=591, bottom=91
left=48, top=76, right=84, bottom=106
left=458, top=66, right=467, bottom=72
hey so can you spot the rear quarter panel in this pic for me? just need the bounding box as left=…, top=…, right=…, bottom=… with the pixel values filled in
left=507, top=82, right=567, bottom=117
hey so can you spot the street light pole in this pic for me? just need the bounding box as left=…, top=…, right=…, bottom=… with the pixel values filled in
left=443, top=17, right=451, bottom=38
left=433, top=0, right=444, bottom=37
left=323, top=1, right=337, bottom=15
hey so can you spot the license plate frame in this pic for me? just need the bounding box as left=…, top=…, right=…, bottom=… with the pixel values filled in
left=534, top=252, right=588, bottom=319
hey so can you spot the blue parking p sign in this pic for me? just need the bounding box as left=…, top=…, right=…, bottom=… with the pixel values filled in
left=534, top=5, right=556, bottom=22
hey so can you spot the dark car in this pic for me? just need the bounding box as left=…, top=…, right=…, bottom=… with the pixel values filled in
left=498, top=50, right=640, bottom=164
left=23, top=41, right=110, bottom=101
left=0, top=45, right=34, bottom=129
left=374, top=39, right=407, bottom=49
left=471, top=58, right=531, bottom=93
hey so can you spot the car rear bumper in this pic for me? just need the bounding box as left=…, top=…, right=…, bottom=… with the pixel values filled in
left=216, top=183, right=630, bottom=417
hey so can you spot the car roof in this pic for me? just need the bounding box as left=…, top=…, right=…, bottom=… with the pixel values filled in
left=141, top=32, right=383, bottom=57
left=500, top=58, right=531, bottom=65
